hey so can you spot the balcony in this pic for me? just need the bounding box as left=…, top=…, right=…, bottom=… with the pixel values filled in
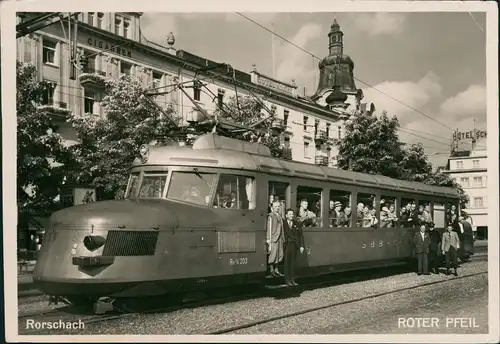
left=270, top=118, right=286, bottom=133
left=78, top=68, right=107, bottom=90
left=37, top=101, right=72, bottom=121
left=282, top=148, right=292, bottom=160
left=314, top=130, right=327, bottom=145
left=315, top=155, right=329, bottom=166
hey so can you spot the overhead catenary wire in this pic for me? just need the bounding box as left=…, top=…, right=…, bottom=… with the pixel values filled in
left=45, top=89, right=473, bottom=154
left=35, top=19, right=463, bottom=145
left=459, top=0, right=485, bottom=33
left=49, top=78, right=486, bottom=151
left=235, top=12, right=457, bottom=133
left=30, top=14, right=483, bottom=151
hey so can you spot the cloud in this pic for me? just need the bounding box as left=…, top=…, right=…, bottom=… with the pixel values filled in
left=439, top=84, right=487, bottom=121
left=275, top=23, right=322, bottom=93
left=397, top=84, right=487, bottom=163
left=362, top=72, right=442, bottom=125
left=362, top=73, right=487, bottom=164
left=351, top=13, right=408, bottom=36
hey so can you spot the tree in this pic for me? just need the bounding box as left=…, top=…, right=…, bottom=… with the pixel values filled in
left=66, top=75, right=180, bottom=200
left=399, top=142, right=433, bottom=182
left=335, top=110, right=405, bottom=178
left=210, top=95, right=290, bottom=159
left=17, top=61, right=70, bottom=215
left=336, top=109, right=468, bottom=208
left=425, top=170, right=469, bottom=209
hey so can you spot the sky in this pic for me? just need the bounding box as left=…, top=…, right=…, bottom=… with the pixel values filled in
left=139, top=11, right=487, bottom=167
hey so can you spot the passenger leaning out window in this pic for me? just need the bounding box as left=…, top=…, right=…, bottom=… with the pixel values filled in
left=297, top=199, right=316, bottom=227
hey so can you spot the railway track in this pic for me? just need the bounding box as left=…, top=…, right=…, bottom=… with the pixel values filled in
left=207, top=270, right=488, bottom=334
left=18, top=256, right=487, bottom=335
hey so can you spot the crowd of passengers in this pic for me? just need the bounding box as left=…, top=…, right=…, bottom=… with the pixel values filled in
left=327, top=199, right=436, bottom=229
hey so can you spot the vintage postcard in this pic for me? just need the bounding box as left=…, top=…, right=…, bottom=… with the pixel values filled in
left=2, top=0, right=498, bottom=342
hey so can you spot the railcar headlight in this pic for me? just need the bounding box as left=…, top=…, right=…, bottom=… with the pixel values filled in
left=83, top=235, right=106, bottom=251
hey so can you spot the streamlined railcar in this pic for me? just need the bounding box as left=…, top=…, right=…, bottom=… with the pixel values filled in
left=33, top=133, right=463, bottom=303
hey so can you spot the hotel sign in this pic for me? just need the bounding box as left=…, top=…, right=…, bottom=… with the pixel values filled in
left=255, top=74, right=295, bottom=96
left=453, top=129, right=487, bottom=141
left=87, top=38, right=132, bottom=58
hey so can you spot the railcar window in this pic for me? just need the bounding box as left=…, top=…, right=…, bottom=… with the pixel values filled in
left=138, top=172, right=169, bottom=198
left=433, top=202, right=445, bottom=228
left=446, top=201, right=459, bottom=226
left=418, top=200, right=433, bottom=226
left=329, top=190, right=351, bottom=227
left=167, top=171, right=216, bottom=206
left=268, top=181, right=288, bottom=217
left=401, top=198, right=418, bottom=228
left=297, top=186, right=322, bottom=228
left=380, top=196, right=398, bottom=228
left=213, top=174, right=256, bottom=210
left=125, top=172, right=140, bottom=198
left=356, top=193, right=378, bottom=228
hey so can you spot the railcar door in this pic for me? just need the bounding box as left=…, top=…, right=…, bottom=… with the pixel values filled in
left=212, top=173, right=263, bottom=279
left=267, top=180, right=291, bottom=275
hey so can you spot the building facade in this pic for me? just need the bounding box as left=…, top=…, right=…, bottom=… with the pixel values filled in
left=442, top=149, right=489, bottom=239
left=17, top=12, right=365, bottom=167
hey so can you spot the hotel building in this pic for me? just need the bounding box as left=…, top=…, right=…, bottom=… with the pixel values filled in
left=442, top=148, right=489, bottom=239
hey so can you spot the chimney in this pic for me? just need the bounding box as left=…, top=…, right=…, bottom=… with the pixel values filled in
left=303, top=86, right=307, bottom=97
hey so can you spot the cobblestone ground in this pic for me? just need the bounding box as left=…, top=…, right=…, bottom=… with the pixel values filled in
left=17, top=259, right=488, bottom=336
left=231, top=272, right=488, bottom=334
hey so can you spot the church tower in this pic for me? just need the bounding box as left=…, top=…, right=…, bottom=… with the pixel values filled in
left=328, top=18, right=343, bottom=56
left=312, top=18, right=363, bottom=112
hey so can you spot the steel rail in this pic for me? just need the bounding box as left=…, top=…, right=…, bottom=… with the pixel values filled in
left=208, top=270, right=488, bottom=334
left=18, top=257, right=487, bottom=335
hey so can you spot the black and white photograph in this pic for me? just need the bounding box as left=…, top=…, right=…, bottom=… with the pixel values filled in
left=2, top=0, right=499, bottom=342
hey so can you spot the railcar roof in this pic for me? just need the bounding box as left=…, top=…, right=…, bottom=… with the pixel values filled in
left=133, top=134, right=459, bottom=199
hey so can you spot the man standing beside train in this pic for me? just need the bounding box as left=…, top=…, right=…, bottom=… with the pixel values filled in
left=283, top=208, right=305, bottom=287
left=413, top=224, right=431, bottom=275
left=427, top=222, right=441, bottom=274
left=442, top=224, right=460, bottom=276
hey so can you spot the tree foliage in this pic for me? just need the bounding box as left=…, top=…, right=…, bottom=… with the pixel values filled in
left=66, top=75, right=179, bottom=200
left=336, top=110, right=468, bottom=208
left=211, top=95, right=289, bottom=159
left=336, top=110, right=405, bottom=178
left=17, top=61, right=70, bottom=215
left=65, top=77, right=289, bottom=200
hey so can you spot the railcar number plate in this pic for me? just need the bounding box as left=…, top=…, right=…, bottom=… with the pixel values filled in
left=229, top=257, right=248, bottom=266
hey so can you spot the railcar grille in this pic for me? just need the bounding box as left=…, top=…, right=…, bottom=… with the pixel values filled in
left=103, top=230, right=159, bottom=256
left=218, top=231, right=256, bottom=253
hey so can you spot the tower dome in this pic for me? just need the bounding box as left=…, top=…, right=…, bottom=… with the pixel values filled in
left=312, top=18, right=360, bottom=105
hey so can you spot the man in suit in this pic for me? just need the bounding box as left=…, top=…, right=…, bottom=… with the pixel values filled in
left=442, top=224, right=460, bottom=276
left=283, top=208, right=305, bottom=287
left=427, top=222, right=441, bottom=274
left=413, top=224, right=431, bottom=275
